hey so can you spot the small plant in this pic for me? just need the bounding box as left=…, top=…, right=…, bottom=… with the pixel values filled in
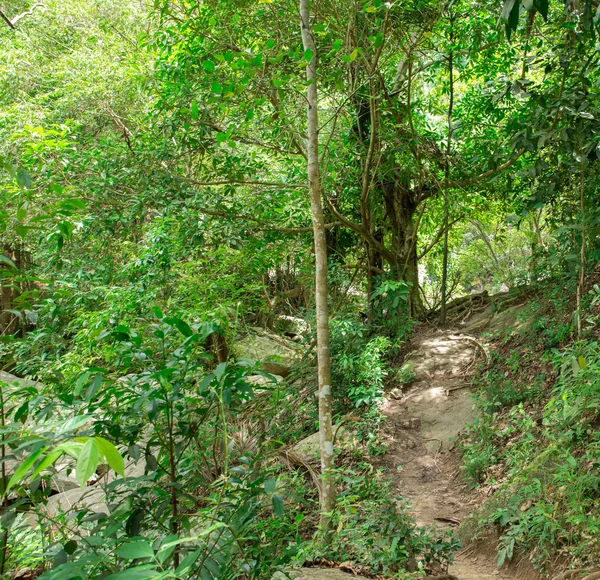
left=306, top=464, right=460, bottom=576
left=396, top=364, right=416, bottom=386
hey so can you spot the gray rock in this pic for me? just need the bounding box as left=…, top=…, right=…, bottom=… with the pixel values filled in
left=293, top=426, right=357, bottom=461
left=246, top=374, right=285, bottom=387
left=233, top=329, right=301, bottom=377
left=390, top=387, right=403, bottom=400
left=45, top=485, right=108, bottom=518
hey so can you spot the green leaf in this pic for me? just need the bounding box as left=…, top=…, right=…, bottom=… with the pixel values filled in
left=64, top=540, right=78, bottom=555
left=28, top=449, right=64, bottom=481
left=6, top=446, right=47, bottom=492
left=173, top=319, right=193, bottom=337
left=115, top=539, right=155, bottom=560
left=191, top=101, right=199, bottom=120
left=272, top=493, right=284, bottom=517
left=264, top=478, right=277, bottom=493
left=211, top=81, right=222, bottom=94
left=76, top=438, right=100, bottom=486
left=14, top=224, right=29, bottom=239
left=175, top=548, right=202, bottom=575
left=202, top=60, right=215, bottom=72
left=533, top=0, right=548, bottom=20
left=0, top=255, right=16, bottom=268
left=55, top=440, right=84, bottom=459
left=16, top=168, right=32, bottom=189
left=104, top=567, right=160, bottom=579
left=95, top=437, right=125, bottom=477
left=126, top=508, right=144, bottom=537
left=85, top=373, right=103, bottom=401
left=303, top=48, right=313, bottom=62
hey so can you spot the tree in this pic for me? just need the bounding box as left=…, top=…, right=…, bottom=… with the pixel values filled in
left=299, top=0, right=335, bottom=533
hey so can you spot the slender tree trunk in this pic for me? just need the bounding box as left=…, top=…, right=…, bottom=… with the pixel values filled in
left=577, top=160, right=585, bottom=337
left=440, top=13, right=454, bottom=326
left=299, top=0, right=335, bottom=535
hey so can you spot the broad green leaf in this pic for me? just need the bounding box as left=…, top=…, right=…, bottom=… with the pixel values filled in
left=191, top=101, right=199, bottom=120
left=264, top=478, right=277, bottom=493
left=211, top=81, right=222, bottom=94
left=28, top=449, right=64, bottom=481
left=16, top=168, right=32, bottom=189
left=0, top=255, right=16, bottom=268
left=115, top=539, right=154, bottom=560
left=303, top=48, right=313, bottom=62
left=55, top=440, right=84, bottom=459
left=95, top=437, right=125, bottom=477
left=104, top=566, right=160, bottom=579
left=6, top=446, right=47, bottom=492
left=175, top=548, right=202, bottom=575
left=272, top=493, right=284, bottom=517
left=76, top=438, right=100, bottom=486
left=202, top=60, right=215, bottom=72
left=173, top=319, right=193, bottom=337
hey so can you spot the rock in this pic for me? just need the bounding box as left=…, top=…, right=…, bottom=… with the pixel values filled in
left=277, top=315, right=309, bottom=337
left=45, top=485, right=108, bottom=518
left=390, top=387, right=403, bottom=400
left=233, top=329, right=301, bottom=377
left=245, top=374, right=285, bottom=387
left=398, top=417, right=421, bottom=429
left=273, top=569, right=369, bottom=580
left=0, top=371, right=39, bottom=389
left=292, top=426, right=357, bottom=461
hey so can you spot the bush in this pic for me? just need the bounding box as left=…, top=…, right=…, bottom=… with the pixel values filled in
left=330, top=318, right=391, bottom=410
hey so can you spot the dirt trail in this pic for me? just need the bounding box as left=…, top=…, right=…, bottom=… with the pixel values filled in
left=379, top=329, right=531, bottom=579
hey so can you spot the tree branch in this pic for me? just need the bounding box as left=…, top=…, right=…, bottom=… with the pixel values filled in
left=0, top=2, right=43, bottom=29
left=446, top=150, right=525, bottom=189
left=418, top=215, right=463, bottom=260
left=197, top=206, right=339, bottom=234
left=185, top=178, right=308, bottom=189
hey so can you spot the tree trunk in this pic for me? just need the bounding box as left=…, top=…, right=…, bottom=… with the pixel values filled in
left=577, top=160, right=585, bottom=337
left=381, top=182, right=424, bottom=316
left=299, top=0, right=335, bottom=536
left=440, top=13, right=454, bottom=325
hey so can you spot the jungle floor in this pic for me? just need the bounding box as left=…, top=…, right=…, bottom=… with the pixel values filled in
left=378, top=328, right=541, bottom=580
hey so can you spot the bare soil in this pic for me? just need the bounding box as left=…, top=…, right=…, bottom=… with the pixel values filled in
left=379, top=328, right=540, bottom=580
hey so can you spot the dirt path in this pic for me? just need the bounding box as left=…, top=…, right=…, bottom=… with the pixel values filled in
left=379, top=329, right=526, bottom=579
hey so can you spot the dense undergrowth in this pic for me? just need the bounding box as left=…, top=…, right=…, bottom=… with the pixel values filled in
left=0, top=296, right=458, bottom=579
left=460, top=279, right=600, bottom=573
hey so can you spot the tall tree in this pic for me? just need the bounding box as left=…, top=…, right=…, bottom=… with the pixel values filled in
left=299, top=0, right=335, bottom=534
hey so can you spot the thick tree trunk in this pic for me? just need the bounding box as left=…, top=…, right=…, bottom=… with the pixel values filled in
left=299, top=0, right=335, bottom=535
left=381, top=182, right=424, bottom=317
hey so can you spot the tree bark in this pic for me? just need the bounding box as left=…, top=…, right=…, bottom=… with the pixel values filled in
left=577, top=160, right=586, bottom=337
left=299, top=0, right=335, bottom=535
left=441, top=14, right=454, bottom=325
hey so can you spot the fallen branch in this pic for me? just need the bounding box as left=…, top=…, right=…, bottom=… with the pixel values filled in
left=444, top=383, right=470, bottom=395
